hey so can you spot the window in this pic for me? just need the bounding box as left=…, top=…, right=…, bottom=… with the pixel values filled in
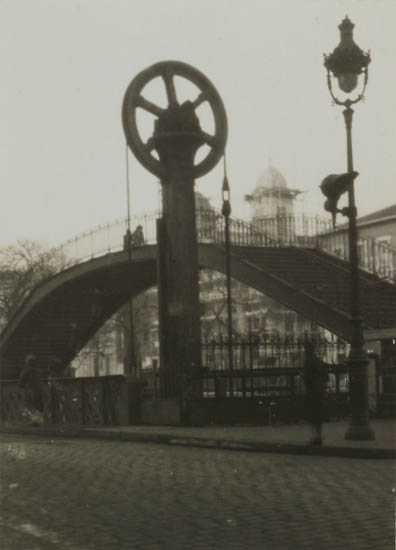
left=277, top=206, right=286, bottom=216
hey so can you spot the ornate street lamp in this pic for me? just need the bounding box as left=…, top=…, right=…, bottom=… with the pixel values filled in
left=222, top=157, right=234, bottom=390
left=324, top=16, right=370, bottom=96
left=323, top=16, right=374, bottom=440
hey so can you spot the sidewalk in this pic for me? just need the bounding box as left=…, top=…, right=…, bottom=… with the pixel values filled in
left=1, top=419, right=394, bottom=458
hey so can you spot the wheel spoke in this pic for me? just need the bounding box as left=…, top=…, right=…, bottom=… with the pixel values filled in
left=162, top=70, right=178, bottom=107
left=191, top=91, right=209, bottom=110
left=135, top=96, right=164, bottom=117
left=200, top=131, right=218, bottom=148
left=145, top=137, right=156, bottom=152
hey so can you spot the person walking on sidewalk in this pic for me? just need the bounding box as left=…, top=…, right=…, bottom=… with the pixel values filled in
left=18, top=354, right=44, bottom=425
left=303, top=342, right=329, bottom=445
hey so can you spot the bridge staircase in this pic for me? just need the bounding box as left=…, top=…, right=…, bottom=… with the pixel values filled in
left=231, top=245, right=396, bottom=333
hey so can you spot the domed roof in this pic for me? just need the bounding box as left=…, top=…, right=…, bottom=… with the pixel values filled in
left=195, top=191, right=212, bottom=210
left=256, top=166, right=287, bottom=190
left=245, top=165, right=301, bottom=204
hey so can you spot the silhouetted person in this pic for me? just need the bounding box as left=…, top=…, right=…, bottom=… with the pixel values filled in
left=18, top=354, right=44, bottom=423
left=123, top=229, right=133, bottom=251
left=132, top=225, right=145, bottom=247
left=303, top=342, right=329, bottom=445
left=124, top=226, right=145, bottom=251
left=47, top=355, right=62, bottom=377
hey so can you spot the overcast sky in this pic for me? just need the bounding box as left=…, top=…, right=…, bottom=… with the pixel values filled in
left=1, top=0, right=395, bottom=247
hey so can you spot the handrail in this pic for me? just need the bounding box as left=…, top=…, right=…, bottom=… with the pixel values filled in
left=52, top=209, right=395, bottom=282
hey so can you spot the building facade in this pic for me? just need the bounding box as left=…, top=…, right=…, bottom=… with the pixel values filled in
left=317, top=203, right=396, bottom=281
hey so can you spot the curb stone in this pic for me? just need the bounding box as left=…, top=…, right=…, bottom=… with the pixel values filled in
left=0, top=423, right=394, bottom=459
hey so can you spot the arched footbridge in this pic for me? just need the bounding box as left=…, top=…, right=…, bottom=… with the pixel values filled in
left=1, top=211, right=395, bottom=379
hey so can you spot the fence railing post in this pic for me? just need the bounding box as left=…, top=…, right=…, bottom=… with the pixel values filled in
left=50, top=380, right=56, bottom=424
left=335, top=368, right=340, bottom=397
left=249, top=333, right=254, bottom=370
left=101, top=378, right=108, bottom=425
left=81, top=378, right=86, bottom=425
left=241, top=372, right=246, bottom=398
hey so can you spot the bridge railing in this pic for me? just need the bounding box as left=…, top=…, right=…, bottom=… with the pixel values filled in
left=54, top=209, right=282, bottom=270
left=249, top=216, right=396, bottom=282
left=250, top=214, right=332, bottom=246
left=316, top=229, right=396, bottom=282
left=246, top=215, right=396, bottom=281
left=56, top=212, right=160, bottom=269
left=54, top=209, right=396, bottom=282
left=196, top=209, right=280, bottom=247
left=197, top=210, right=396, bottom=281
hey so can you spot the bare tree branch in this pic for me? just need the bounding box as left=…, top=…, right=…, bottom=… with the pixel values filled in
left=0, top=239, right=64, bottom=327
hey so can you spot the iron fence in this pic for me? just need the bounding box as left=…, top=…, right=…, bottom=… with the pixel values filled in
left=198, top=364, right=349, bottom=398
left=194, top=364, right=351, bottom=424
left=197, top=334, right=352, bottom=422
left=201, top=333, right=349, bottom=371
left=0, top=375, right=128, bottom=426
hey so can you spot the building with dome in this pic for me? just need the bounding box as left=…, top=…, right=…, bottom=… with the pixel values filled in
left=245, top=165, right=302, bottom=220
left=244, top=165, right=303, bottom=242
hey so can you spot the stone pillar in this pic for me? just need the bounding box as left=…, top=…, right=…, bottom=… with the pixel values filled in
left=154, top=102, right=203, bottom=399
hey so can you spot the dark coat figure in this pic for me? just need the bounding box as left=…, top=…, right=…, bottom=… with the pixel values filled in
left=123, top=229, right=133, bottom=251
left=303, top=342, right=328, bottom=445
left=123, top=226, right=145, bottom=251
left=18, top=354, right=44, bottom=414
left=131, top=225, right=145, bottom=247
left=48, top=355, right=63, bottom=378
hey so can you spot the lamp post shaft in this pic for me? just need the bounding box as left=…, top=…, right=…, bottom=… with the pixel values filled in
left=344, top=107, right=360, bottom=333
left=343, top=106, right=375, bottom=440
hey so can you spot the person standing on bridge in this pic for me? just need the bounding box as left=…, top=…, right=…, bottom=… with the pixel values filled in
left=131, top=225, right=145, bottom=247
left=303, top=341, right=329, bottom=446
left=123, top=225, right=145, bottom=250
left=18, top=354, right=44, bottom=425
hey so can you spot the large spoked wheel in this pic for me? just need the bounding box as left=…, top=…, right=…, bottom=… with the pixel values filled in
left=122, top=60, right=228, bottom=179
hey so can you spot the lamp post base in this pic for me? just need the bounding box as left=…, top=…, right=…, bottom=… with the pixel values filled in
left=344, top=350, right=375, bottom=440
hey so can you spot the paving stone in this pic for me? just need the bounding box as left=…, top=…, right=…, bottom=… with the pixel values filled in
left=0, top=434, right=393, bottom=550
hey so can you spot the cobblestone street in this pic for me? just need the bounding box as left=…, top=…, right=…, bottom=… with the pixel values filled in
left=0, top=434, right=394, bottom=549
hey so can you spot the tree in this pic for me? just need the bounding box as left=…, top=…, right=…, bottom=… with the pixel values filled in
left=0, top=239, right=62, bottom=329
left=72, top=291, right=159, bottom=377
left=72, top=319, right=119, bottom=377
